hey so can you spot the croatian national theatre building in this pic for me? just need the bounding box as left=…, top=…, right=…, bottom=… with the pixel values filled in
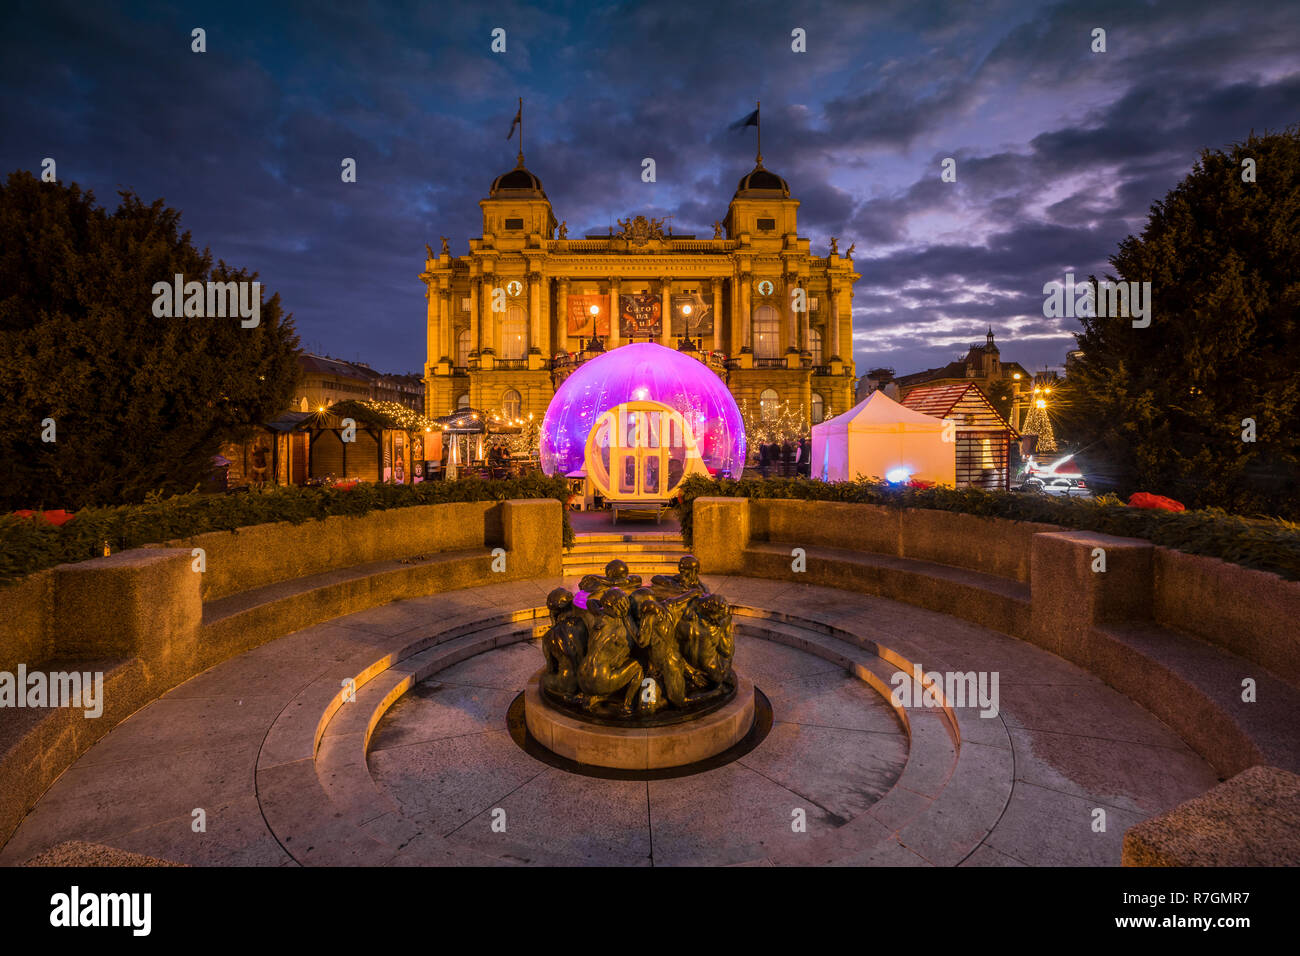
left=421, top=148, right=859, bottom=429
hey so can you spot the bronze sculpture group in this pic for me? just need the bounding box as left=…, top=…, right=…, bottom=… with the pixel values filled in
left=539, top=556, right=736, bottom=721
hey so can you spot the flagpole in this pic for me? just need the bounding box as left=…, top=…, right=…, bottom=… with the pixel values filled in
left=756, top=100, right=762, bottom=166
left=518, top=96, right=524, bottom=166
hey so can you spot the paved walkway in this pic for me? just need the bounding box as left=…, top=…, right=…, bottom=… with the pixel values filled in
left=0, top=575, right=1218, bottom=866
left=568, top=508, right=681, bottom=535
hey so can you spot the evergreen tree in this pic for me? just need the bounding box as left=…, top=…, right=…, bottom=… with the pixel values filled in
left=1060, top=128, right=1300, bottom=517
left=0, top=171, right=301, bottom=509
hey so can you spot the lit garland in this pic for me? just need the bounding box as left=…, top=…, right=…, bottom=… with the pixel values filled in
left=324, top=399, right=440, bottom=432
left=738, top=397, right=809, bottom=448
left=485, top=407, right=541, bottom=459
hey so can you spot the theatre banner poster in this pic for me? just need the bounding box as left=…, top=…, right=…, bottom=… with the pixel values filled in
left=566, top=293, right=609, bottom=337
left=671, top=293, right=713, bottom=337
left=619, top=292, right=661, bottom=337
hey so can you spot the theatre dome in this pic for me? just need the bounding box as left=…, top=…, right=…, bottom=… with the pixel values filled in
left=491, top=161, right=547, bottom=198
left=735, top=162, right=789, bottom=197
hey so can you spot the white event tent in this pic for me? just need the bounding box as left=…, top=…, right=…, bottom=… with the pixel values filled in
left=810, top=390, right=956, bottom=484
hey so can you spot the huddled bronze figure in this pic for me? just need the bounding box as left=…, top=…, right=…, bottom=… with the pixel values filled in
left=540, top=557, right=737, bottom=722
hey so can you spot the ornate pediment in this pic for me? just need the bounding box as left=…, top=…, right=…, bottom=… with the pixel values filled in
left=615, top=214, right=667, bottom=246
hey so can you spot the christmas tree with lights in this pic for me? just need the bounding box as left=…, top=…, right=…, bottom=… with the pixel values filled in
left=1022, top=400, right=1057, bottom=454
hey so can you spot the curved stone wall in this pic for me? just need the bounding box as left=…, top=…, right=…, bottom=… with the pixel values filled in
left=0, top=498, right=562, bottom=846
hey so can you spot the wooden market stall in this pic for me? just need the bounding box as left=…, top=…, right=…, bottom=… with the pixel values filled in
left=218, top=411, right=313, bottom=489
left=302, top=400, right=441, bottom=484
left=900, top=383, right=1020, bottom=490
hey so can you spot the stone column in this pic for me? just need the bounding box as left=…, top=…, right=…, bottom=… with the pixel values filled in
left=739, top=273, right=752, bottom=351
left=482, top=275, right=496, bottom=354
left=557, top=278, right=570, bottom=354
left=829, top=283, right=842, bottom=360
left=728, top=277, right=739, bottom=354
left=528, top=272, right=541, bottom=352
left=439, top=288, right=451, bottom=362
left=468, top=279, right=480, bottom=356
left=425, top=288, right=438, bottom=369
left=660, top=276, right=673, bottom=347
left=800, top=280, right=811, bottom=356
left=539, top=275, right=551, bottom=356
left=711, top=280, right=724, bottom=353
left=608, top=277, right=621, bottom=349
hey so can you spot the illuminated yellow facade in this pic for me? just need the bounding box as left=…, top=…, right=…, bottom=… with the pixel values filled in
left=421, top=152, right=859, bottom=429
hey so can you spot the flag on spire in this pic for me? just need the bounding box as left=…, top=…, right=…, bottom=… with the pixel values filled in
left=507, top=101, right=522, bottom=140
left=729, top=108, right=758, bottom=130
left=729, top=102, right=762, bottom=164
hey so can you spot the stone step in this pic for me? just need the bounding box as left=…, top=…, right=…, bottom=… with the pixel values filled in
left=566, top=544, right=687, bottom=554
left=562, top=564, right=682, bottom=578
left=571, top=533, right=684, bottom=545
left=564, top=553, right=688, bottom=564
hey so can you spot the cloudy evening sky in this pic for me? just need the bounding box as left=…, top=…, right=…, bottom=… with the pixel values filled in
left=3, top=0, right=1298, bottom=380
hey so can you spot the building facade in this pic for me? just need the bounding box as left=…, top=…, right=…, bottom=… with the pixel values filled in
left=293, top=353, right=425, bottom=414
left=421, top=153, right=859, bottom=432
left=892, top=329, right=1031, bottom=430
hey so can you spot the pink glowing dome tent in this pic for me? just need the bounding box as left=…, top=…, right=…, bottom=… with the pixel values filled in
left=540, top=343, right=746, bottom=479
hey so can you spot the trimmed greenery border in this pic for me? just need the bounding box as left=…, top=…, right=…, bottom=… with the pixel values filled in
left=0, top=475, right=575, bottom=586
left=677, top=476, right=1300, bottom=582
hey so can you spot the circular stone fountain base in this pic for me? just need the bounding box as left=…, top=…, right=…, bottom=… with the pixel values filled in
left=523, top=670, right=756, bottom=770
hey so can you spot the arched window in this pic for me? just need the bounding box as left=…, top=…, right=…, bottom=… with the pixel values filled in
left=811, top=392, right=825, bottom=424
left=760, top=388, right=779, bottom=422
left=456, top=393, right=470, bottom=409
left=809, top=327, right=823, bottom=365
left=456, top=329, right=470, bottom=367
left=752, top=305, right=780, bottom=358
left=502, top=306, right=527, bottom=359
left=502, top=389, right=522, bottom=420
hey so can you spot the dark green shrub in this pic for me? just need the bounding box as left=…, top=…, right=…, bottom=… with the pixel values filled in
left=0, top=475, right=574, bottom=585
left=678, top=476, right=1300, bottom=581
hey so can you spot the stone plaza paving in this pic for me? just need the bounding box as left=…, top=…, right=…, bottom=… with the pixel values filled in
left=0, top=575, right=1219, bottom=867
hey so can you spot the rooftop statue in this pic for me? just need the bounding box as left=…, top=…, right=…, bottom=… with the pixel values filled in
left=615, top=214, right=667, bottom=246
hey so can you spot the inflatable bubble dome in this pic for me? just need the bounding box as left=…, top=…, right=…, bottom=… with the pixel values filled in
left=540, top=343, right=746, bottom=479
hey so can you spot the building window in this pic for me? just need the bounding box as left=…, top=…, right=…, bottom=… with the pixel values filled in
left=809, top=327, right=823, bottom=365
left=504, top=218, right=524, bottom=230
left=502, top=306, right=527, bottom=359
left=760, top=388, right=779, bottom=422
left=456, top=393, right=470, bottom=409
left=811, top=392, right=825, bottom=424
left=756, top=217, right=776, bottom=231
left=753, top=305, right=780, bottom=358
left=502, top=389, right=522, bottom=420
left=456, top=329, right=470, bottom=367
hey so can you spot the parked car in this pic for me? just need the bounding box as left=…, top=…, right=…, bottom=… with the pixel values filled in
left=1024, top=476, right=1090, bottom=497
